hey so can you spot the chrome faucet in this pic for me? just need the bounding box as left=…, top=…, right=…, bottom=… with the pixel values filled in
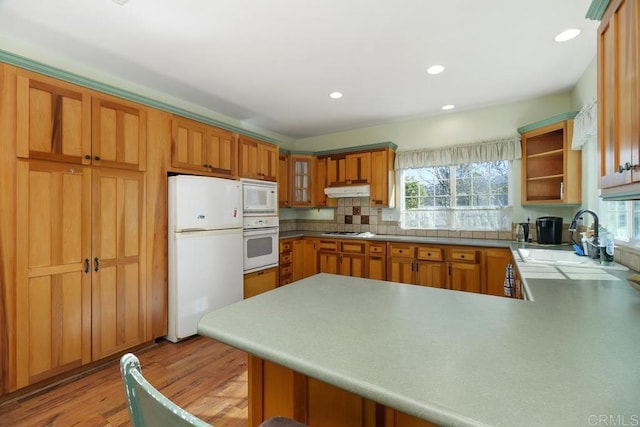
left=568, top=209, right=599, bottom=245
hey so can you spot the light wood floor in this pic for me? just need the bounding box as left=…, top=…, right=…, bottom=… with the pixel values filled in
left=0, top=336, right=248, bottom=426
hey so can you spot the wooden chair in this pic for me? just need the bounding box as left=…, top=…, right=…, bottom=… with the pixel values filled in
left=120, top=353, right=307, bottom=427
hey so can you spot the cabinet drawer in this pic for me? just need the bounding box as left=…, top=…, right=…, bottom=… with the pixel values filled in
left=368, top=243, right=387, bottom=255
left=280, top=275, right=292, bottom=286
left=280, top=240, right=293, bottom=253
left=318, top=240, right=339, bottom=251
left=280, top=264, right=292, bottom=276
left=389, top=244, right=414, bottom=258
left=416, top=246, right=443, bottom=261
left=341, top=241, right=366, bottom=254
left=280, top=252, right=292, bottom=264
left=449, top=248, right=477, bottom=263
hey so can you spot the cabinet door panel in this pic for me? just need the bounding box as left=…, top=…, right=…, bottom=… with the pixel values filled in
left=239, top=137, right=261, bottom=179
left=16, top=160, right=92, bottom=387
left=318, top=252, right=339, bottom=274
left=387, top=257, right=414, bottom=284
left=171, top=118, right=208, bottom=171
left=448, top=262, right=481, bottom=293
left=340, top=253, right=365, bottom=278
left=260, top=143, right=279, bottom=182
left=206, top=127, right=237, bottom=177
left=366, top=255, right=386, bottom=280
left=92, top=97, right=146, bottom=171
left=91, top=168, right=144, bottom=360
left=415, top=261, right=446, bottom=289
left=16, top=73, right=91, bottom=164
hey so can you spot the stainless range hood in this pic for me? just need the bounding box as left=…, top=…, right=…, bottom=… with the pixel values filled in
left=324, top=184, right=370, bottom=198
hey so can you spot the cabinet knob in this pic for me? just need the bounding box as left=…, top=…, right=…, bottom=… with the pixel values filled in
left=94, top=156, right=101, bottom=161
left=84, top=155, right=91, bottom=160
left=204, top=163, right=210, bottom=168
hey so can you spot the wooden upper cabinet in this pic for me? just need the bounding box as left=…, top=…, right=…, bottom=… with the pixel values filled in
left=279, top=153, right=290, bottom=207
left=15, top=72, right=147, bottom=171
left=16, top=70, right=91, bottom=164
left=327, top=152, right=371, bottom=186
left=370, top=148, right=395, bottom=207
left=15, top=160, right=92, bottom=387
left=346, top=152, right=371, bottom=184
left=239, top=135, right=278, bottom=181
left=290, top=155, right=313, bottom=206
left=599, top=0, right=640, bottom=191
left=520, top=120, right=581, bottom=205
left=91, top=95, right=147, bottom=171
left=91, top=168, right=145, bottom=360
left=313, top=156, right=331, bottom=207
left=205, top=126, right=237, bottom=177
left=171, top=116, right=237, bottom=178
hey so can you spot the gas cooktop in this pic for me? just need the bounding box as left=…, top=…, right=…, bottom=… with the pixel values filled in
left=322, top=231, right=376, bottom=238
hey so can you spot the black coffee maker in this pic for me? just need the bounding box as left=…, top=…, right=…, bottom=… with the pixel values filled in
left=536, top=216, right=563, bottom=244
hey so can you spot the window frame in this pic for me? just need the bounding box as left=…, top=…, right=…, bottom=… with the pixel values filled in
left=398, top=160, right=514, bottom=231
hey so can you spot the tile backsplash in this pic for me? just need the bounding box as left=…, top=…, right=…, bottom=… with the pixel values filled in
left=279, top=197, right=640, bottom=272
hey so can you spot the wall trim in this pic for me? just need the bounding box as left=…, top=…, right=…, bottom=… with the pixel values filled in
left=0, top=49, right=284, bottom=146
left=586, top=0, right=610, bottom=20
left=517, top=111, right=579, bottom=134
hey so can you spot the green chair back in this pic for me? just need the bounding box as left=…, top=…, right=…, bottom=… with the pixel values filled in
left=120, top=353, right=211, bottom=427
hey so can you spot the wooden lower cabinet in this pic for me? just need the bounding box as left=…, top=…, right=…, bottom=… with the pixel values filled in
left=282, top=237, right=514, bottom=299
left=366, top=242, right=387, bottom=280
left=484, top=248, right=513, bottom=297
left=16, top=160, right=92, bottom=387
left=302, top=238, right=318, bottom=278
left=446, top=248, right=481, bottom=293
left=91, top=168, right=145, bottom=360
left=249, top=355, right=435, bottom=427
left=15, top=160, right=146, bottom=387
left=244, top=267, right=278, bottom=299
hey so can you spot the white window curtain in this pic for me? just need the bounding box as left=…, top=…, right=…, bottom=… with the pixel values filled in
left=395, top=136, right=521, bottom=169
left=571, top=97, right=597, bottom=150
left=395, top=136, right=521, bottom=231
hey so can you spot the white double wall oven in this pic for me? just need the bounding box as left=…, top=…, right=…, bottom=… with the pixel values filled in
left=241, top=179, right=279, bottom=273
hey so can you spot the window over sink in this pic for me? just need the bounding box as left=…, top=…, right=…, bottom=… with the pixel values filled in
left=399, top=160, right=513, bottom=231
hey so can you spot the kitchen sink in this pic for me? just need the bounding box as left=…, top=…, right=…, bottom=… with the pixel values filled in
left=517, top=248, right=628, bottom=271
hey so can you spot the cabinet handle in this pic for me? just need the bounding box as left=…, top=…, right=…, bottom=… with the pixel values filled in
left=448, top=264, right=452, bottom=275
left=427, top=253, right=432, bottom=257
left=94, top=156, right=101, bottom=161
left=460, top=254, right=465, bottom=259
left=84, top=258, right=90, bottom=274
left=94, top=257, right=100, bottom=272
left=257, top=270, right=264, bottom=275
left=204, top=163, right=210, bottom=168
left=84, top=155, right=91, bottom=160
left=619, top=162, right=639, bottom=173
left=560, top=181, right=564, bottom=201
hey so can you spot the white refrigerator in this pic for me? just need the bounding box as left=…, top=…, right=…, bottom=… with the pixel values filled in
left=166, top=175, right=243, bottom=343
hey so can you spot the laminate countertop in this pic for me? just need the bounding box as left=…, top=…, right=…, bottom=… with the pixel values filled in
left=198, top=250, right=640, bottom=426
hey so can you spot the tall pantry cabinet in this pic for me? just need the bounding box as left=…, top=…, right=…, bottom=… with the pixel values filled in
left=11, top=68, right=147, bottom=388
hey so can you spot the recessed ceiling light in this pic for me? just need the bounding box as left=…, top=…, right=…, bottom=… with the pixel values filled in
left=427, top=65, right=445, bottom=75
left=441, top=104, right=455, bottom=110
left=329, top=91, right=343, bottom=99
left=554, top=28, right=581, bottom=42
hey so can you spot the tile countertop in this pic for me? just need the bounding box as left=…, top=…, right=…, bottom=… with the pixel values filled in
left=199, top=236, right=640, bottom=426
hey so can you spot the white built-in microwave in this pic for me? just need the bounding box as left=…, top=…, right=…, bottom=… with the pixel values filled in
left=241, top=178, right=278, bottom=216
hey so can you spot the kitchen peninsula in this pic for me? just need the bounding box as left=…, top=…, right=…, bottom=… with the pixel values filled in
left=198, top=267, right=640, bottom=426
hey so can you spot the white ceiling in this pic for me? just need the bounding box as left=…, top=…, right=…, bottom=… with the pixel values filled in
left=0, top=0, right=600, bottom=140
